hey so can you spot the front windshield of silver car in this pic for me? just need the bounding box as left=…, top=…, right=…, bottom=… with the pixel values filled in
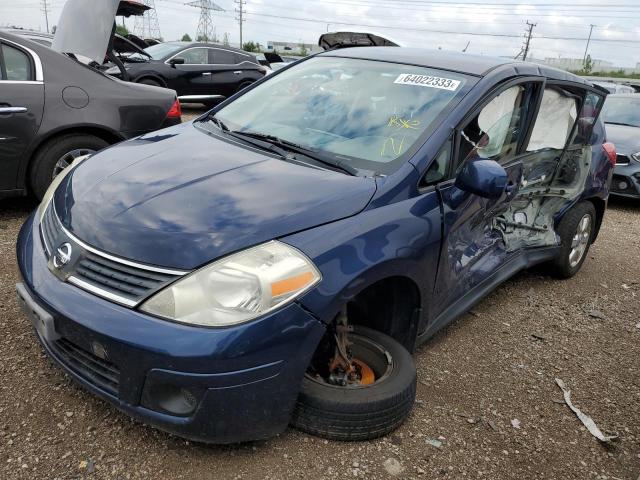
left=205, top=56, right=471, bottom=174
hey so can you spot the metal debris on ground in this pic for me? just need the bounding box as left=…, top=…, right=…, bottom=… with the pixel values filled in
left=425, top=438, right=443, bottom=448
left=555, top=378, right=618, bottom=443
left=588, top=309, right=607, bottom=320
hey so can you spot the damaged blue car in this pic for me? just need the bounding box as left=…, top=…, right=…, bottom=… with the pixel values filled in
left=17, top=47, right=615, bottom=443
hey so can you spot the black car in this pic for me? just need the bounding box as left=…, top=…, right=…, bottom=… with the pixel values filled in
left=602, top=94, right=640, bottom=199
left=105, top=42, right=268, bottom=106
left=0, top=31, right=181, bottom=200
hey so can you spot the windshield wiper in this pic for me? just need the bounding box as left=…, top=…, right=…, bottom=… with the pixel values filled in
left=230, top=130, right=358, bottom=176
left=605, top=121, right=639, bottom=128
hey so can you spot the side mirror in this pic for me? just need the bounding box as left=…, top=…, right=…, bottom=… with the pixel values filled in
left=169, top=58, right=185, bottom=67
left=455, top=159, right=508, bottom=199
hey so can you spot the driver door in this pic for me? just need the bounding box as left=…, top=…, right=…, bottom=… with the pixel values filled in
left=430, top=80, right=542, bottom=320
left=170, top=47, right=214, bottom=96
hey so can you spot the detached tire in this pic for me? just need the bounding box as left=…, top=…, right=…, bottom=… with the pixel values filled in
left=545, top=201, right=596, bottom=279
left=291, top=326, right=416, bottom=441
left=30, top=133, right=109, bottom=200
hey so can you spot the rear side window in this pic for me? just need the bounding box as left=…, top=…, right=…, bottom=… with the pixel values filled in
left=571, top=91, right=604, bottom=146
left=211, top=50, right=236, bottom=65
left=0, top=43, right=32, bottom=81
left=527, top=87, right=579, bottom=152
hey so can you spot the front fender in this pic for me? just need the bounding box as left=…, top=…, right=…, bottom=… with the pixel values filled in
left=283, top=189, right=443, bottom=327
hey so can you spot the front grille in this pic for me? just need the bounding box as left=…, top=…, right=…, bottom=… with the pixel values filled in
left=616, top=154, right=630, bottom=165
left=611, top=174, right=637, bottom=195
left=52, top=338, right=120, bottom=396
left=39, top=202, right=187, bottom=307
left=74, top=252, right=180, bottom=304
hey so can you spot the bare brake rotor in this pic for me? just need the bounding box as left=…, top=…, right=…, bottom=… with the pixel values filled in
left=327, top=311, right=376, bottom=387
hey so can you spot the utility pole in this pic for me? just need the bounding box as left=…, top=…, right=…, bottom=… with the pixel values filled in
left=522, top=20, right=536, bottom=61
left=583, top=24, right=596, bottom=65
left=235, top=0, right=246, bottom=49
left=41, top=0, right=50, bottom=33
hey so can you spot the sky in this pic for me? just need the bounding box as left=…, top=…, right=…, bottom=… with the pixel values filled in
left=2, top=0, right=640, bottom=68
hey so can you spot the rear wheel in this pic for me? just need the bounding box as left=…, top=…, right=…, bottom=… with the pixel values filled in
left=30, top=134, right=109, bottom=200
left=545, top=201, right=596, bottom=279
left=290, top=325, right=416, bottom=441
left=235, top=80, right=254, bottom=93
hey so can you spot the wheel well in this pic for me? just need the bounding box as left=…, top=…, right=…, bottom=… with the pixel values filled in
left=586, top=197, right=606, bottom=243
left=345, top=276, right=421, bottom=353
left=135, top=75, right=166, bottom=87
left=25, top=127, right=123, bottom=188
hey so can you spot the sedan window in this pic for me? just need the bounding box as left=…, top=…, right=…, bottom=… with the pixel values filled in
left=211, top=49, right=236, bottom=65
left=180, top=48, right=209, bottom=65
left=1, top=44, right=32, bottom=81
left=209, top=56, right=472, bottom=175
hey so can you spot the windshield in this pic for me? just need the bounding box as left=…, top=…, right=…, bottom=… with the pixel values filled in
left=207, top=56, right=472, bottom=174
left=603, top=96, right=640, bottom=128
left=143, top=42, right=186, bottom=60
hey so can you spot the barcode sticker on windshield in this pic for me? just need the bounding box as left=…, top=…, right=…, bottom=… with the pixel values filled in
left=394, top=74, right=461, bottom=91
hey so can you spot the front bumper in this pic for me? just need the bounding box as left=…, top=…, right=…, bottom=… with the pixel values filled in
left=16, top=213, right=325, bottom=443
left=611, top=162, right=640, bottom=198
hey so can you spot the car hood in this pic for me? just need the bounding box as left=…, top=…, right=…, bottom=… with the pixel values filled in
left=605, top=123, right=640, bottom=155
left=54, top=123, right=377, bottom=270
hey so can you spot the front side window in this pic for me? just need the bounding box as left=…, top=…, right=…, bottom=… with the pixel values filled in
left=180, top=48, right=208, bottom=65
left=207, top=56, right=472, bottom=174
left=1, top=44, right=32, bottom=81
left=145, top=42, right=185, bottom=60
left=458, top=85, right=527, bottom=166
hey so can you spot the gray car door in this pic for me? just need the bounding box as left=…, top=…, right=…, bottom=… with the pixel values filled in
left=0, top=39, right=44, bottom=192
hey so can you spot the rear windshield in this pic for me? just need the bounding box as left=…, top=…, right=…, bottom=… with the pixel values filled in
left=603, top=96, right=640, bottom=128
left=208, top=56, right=473, bottom=174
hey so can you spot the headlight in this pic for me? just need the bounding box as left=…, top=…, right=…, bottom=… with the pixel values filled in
left=140, top=241, right=321, bottom=327
left=632, top=152, right=640, bottom=163
left=37, top=154, right=91, bottom=223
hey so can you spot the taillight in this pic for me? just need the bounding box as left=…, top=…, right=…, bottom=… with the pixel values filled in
left=603, top=142, right=616, bottom=166
left=166, top=99, right=182, bottom=119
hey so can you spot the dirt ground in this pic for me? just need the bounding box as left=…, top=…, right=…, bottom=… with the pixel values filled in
left=0, top=115, right=639, bottom=479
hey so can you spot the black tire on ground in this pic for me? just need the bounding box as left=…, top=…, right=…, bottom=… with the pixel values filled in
left=290, top=325, right=416, bottom=441
left=545, top=201, right=597, bottom=279
left=137, top=78, right=162, bottom=87
left=29, top=134, right=109, bottom=200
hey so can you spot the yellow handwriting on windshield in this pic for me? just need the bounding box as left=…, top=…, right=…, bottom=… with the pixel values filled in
left=381, top=115, right=421, bottom=157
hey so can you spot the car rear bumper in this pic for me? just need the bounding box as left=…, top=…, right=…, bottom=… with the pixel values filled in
left=16, top=213, right=325, bottom=443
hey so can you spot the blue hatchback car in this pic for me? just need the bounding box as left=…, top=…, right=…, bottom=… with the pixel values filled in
left=16, top=47, right=615, bottom=444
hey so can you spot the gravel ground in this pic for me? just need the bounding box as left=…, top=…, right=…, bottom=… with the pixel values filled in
left=0, top=118, right=639, bottom=479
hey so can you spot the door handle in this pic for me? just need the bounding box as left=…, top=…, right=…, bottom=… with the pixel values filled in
left=202, top=72, right=212, bottom=76
left=0, top=107, right=28, bottom=114
left=233, top=71, right=242, bottom=75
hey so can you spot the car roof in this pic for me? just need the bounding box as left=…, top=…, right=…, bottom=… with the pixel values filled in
left=320, top=47, right=589, bottom=83
left=168, top=41, right=254, bottom=56
left=606, top=93, right=639, bottom=98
